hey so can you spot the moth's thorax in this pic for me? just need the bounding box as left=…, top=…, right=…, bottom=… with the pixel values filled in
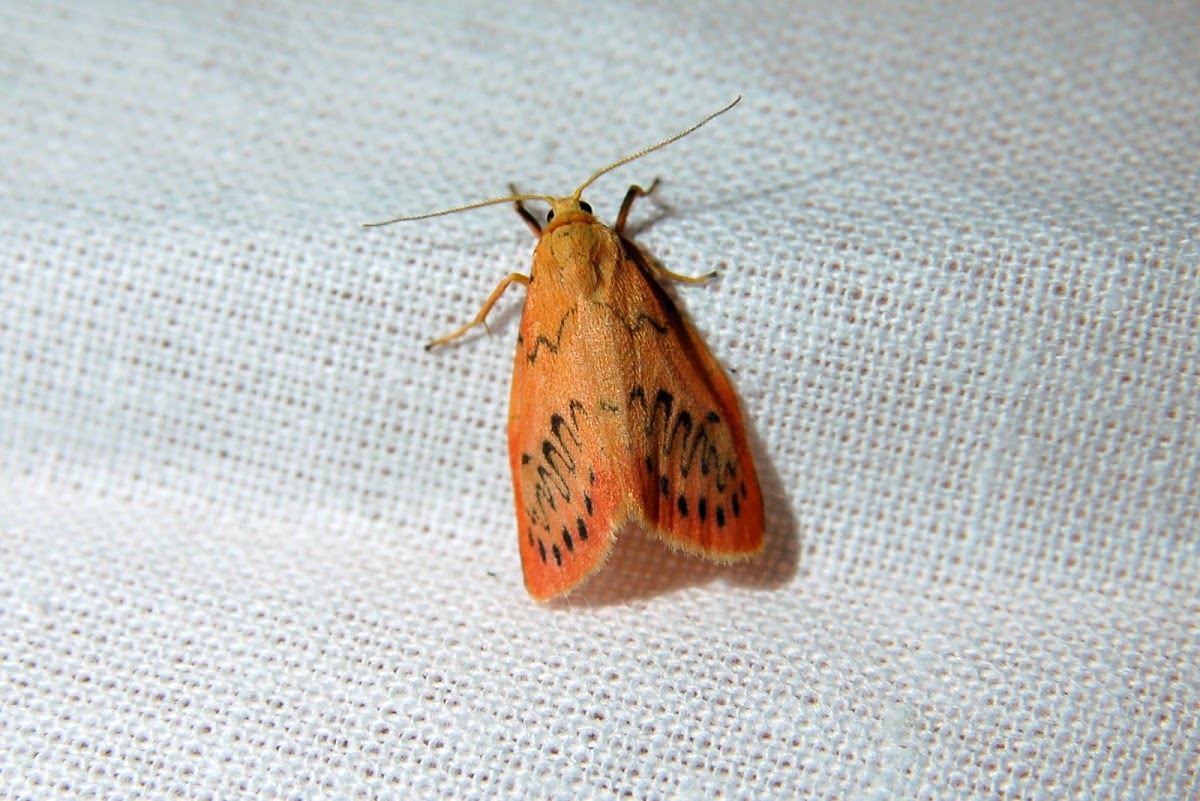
left=532, top=214, right=623, bottom=297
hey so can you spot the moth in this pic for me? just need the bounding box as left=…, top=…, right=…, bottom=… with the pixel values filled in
left=367, top=98, right=763, bottom=600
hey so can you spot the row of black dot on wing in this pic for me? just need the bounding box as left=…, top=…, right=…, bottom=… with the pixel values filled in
left=648, top=452, right=748, bottom=528
left=527, top=467, right=597, bottom=568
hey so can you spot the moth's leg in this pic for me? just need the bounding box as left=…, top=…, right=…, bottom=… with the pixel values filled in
left=651, top=262, right=717, bottom=284
left=619, top=179, right=715, bottom=284
left=614, top=178, right=661, bottom=236
left=427, top=272, right=531, bottom=350
left=509, top=183, right=541, bottom=236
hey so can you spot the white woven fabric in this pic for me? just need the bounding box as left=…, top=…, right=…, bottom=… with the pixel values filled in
left=2, top=1, right=1197, bottom=798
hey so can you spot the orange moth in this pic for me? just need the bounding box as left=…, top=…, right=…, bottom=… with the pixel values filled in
left=366, top=97, right=763, bottom=600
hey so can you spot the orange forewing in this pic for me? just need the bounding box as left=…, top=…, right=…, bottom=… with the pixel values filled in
left=508, top=204, right=763, bottom=600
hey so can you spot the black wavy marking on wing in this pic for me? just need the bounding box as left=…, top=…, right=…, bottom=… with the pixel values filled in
left=526, top=298, right=667, bottom=367
left=524, top=399, right=590, bottom=533
left=525, top=306, right=577, bottom=364
left=596, top=301, right=670, bottom=337
left=628, top=385, right=738, bottom=494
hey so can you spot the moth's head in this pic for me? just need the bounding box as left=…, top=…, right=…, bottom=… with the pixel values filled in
left=544, top=196, right=595, bottom=228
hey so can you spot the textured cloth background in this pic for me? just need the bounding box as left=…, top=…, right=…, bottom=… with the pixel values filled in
left=2, top=1, right=1198, bottom=798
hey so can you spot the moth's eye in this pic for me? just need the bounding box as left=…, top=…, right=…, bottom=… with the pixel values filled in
left=546, top=210, right=555, bottom=223
left=579, top=201, right=592, bottom=214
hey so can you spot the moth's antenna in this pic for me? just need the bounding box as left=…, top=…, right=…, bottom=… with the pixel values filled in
left=362, top=96, right=741, bottom=227
left=572, top=96, right=741, bottom=199
left=363, top=193, right=555, bottom=228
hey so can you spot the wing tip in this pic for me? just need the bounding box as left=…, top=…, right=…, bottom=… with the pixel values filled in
left=647, top=526, right=765, bottom=564
left=522, top=516, right=622, bottom=602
